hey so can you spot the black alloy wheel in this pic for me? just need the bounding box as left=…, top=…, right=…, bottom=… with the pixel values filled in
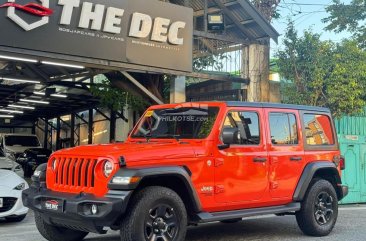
left=314, top=192, right=334, bottom=225
left=144, top=204, right=179, bottom=241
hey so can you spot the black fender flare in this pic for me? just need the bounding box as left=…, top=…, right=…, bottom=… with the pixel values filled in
left=293, top=161, right=342, bottom=201
left=108, top=166, right=202, bottom=212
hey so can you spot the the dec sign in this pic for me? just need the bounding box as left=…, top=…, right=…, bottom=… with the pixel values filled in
left=0, top=0, right=193, bottom=72
left=129, top=13, right=186, bottom=45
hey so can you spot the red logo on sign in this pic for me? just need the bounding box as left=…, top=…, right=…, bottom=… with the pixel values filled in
left=0, top=2, right=53, bottom=17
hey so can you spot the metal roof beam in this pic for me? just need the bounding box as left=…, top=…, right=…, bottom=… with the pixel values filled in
left=237, top=0, right=279, bottom=43
left=212, top=0, right=254, bottom=41
left=23, top=63, right=50, bottom=82
left=120, top=71, right=164, bottom=105
left=194, top=1, right=238, bottom=16
left=194, top=30, right=251, bottom=45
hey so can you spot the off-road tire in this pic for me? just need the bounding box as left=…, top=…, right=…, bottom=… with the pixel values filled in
left=5, top=214, right=27, bottom=222
left=35, top=212, right=88, bottom=241
left=120, top=186, right=187, bottom=241
left=296, top=179, right=338, bottom=237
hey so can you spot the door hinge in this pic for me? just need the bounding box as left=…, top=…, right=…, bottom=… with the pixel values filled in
left=214, top=185, right=225, bottom=194
left=214, top=158, right=224, bottom=167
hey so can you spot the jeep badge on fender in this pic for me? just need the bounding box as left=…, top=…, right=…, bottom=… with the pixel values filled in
left=22, top=101, right=348, bottom=241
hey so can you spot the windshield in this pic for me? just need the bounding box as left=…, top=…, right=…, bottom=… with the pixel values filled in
left=5, top=136, right=41, bottom=147
left=131, top=106, right=219, bottom=139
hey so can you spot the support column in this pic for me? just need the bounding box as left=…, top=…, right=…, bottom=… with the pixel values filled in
left=170, top=76, right=186, bottom=104
left=246, top=42, right=270, bottom=102
left=110, top=110, right=116, bottom=142
left=70, top=113, right=75, bottom=147
left=43, top=119, right=48, bottom=149
left=88, top=109, right=93, bottom=145
left=56, top=117, right=61, bottom=150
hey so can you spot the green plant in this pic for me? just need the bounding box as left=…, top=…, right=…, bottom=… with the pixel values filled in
left=90, top=75, right=149, bottom=112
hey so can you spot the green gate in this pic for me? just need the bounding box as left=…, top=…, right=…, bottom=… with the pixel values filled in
left=338, top=135, right=366, bottom=204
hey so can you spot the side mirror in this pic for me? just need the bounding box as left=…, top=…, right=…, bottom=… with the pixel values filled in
left=219, top=128, right=240, bottom=150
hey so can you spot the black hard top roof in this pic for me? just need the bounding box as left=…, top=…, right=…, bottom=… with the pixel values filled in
left=225, top=101, right=330, bottom=113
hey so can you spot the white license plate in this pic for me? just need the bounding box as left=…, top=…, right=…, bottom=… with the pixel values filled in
left=0, top=198, right=3, bottom=208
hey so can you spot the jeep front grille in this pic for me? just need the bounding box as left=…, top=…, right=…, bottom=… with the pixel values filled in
left=53, top=156, right=98, bottom=190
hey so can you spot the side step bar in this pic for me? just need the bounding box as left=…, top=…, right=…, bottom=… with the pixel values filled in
left=196, top=202, right=301, bottom=223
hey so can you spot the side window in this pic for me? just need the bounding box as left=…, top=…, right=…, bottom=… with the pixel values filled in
left=222, top=111, right=260, bottom=145
left=269, top=113, right=298, bottom=145
left=303, top=114, right=334, bottom=145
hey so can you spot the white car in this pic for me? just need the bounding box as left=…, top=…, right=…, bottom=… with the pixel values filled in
left=0, top=151, right=24, bottom=177
left=0, top=169, right=28, bottom=222
left=0, top=134, right=42, bottom=159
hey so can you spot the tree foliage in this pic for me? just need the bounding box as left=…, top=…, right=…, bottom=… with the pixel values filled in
left=90, top=75, right=149, bottom=112
left=277, top=21, right=366, bottom=117
left=324, top=0, right=366, bottom=47
left=251, top=0, right=281, bottom=21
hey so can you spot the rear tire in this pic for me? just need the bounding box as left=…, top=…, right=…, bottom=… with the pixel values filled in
left=35, top=212, right=88, bottom=241
left=5, top=214, right=27, bottom=222
left=120, top=186, right=187, bottom=241
left=296, top=179, right=338, bottom=237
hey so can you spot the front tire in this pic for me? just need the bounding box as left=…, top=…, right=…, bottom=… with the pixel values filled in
left=296, top=179, right=338, bottom=237
left=35, top=212, right=88, bottom=241
left=120, top=186, right=187, bottom=241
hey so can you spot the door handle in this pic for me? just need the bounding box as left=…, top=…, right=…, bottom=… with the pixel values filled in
left=253, top=157, right=267, bottom=163
left=290, top=156, right=302, bottom=161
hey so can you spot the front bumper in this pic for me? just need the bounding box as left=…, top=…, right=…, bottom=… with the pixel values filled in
left=22, top=188, right=132, bottom=233
left=0, top=187, right=28, bottom=218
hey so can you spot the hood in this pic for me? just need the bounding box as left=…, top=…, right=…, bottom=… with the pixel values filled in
left=5, top=145, right=41, bottom=154
left=0, top=169, right=24, bottom=188
left=0, top=157, right=17, bottom=170
left=54, top=141, right=197, bottom=164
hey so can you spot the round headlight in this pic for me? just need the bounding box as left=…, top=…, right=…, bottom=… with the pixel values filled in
left=51, top=159, right=57, bottom=171
left=103, top=160, right=113, bottom=177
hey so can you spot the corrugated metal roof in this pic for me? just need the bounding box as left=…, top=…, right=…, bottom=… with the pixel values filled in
left=171, top=0, right=279, bottom=43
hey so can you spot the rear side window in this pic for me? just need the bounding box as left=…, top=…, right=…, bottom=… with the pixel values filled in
left=303, top=114, right=334, bottom=145
left=269, top=113, right=298, bottom=145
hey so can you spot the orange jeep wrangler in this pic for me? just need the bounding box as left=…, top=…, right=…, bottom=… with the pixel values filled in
left=23, top=102, right=348, bottom=241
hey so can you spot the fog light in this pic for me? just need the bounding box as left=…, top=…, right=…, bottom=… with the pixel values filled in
left=91, top=204, right=98, bottom=215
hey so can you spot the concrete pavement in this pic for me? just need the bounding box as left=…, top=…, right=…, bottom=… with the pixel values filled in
left=0, top=205, right=365, bottom=241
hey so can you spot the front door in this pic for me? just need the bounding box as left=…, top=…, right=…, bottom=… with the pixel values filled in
left=214, top=108, right=269, bottom=203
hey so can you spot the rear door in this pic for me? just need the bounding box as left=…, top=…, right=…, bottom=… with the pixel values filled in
left=265, top=109, right=305, bottom=199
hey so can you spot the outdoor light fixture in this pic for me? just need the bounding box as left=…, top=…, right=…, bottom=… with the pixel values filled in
left=41, top=61, right=85, bottom=69
left=207, top=13, right=225, bottom=31
left=34, top=92, right=67, bottom=98
left=0, top=109, right=23, bottom=114
left=51, top=94, right=67, bottom=98
left=0, top=115, right=14, bottom=118
left=8, top=104, right=35, bottom=110
left=19, top=99, right=50, bottom=104
left=0, top=54, right=38, bottom=63
left=0, top=77, right=40, bottom=84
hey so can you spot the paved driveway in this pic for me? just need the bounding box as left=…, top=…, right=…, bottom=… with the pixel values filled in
left=1, top=205, right=365, bottom=241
